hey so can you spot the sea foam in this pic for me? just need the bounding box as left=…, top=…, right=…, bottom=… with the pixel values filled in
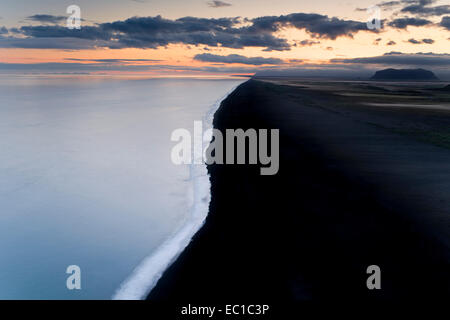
left=112, top=87, right=236, bottom=300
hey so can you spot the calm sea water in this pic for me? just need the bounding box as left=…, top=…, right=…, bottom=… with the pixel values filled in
left=0, top=75, right=243, bottom=299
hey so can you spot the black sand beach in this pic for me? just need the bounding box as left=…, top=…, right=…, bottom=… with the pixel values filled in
left=148, top=79, right=449, bottom=302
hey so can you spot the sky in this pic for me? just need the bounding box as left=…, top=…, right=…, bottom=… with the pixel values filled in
left=0, top=0, right=449, bottom=78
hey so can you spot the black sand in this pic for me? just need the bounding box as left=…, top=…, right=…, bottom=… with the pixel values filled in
left=148, top=79, right=449, bottom=302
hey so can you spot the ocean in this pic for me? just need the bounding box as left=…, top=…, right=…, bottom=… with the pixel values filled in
left=0, top=75, right=244, bottom=299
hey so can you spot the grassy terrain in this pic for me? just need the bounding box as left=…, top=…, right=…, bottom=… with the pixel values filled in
left=256, top=77, right=450, bottom=150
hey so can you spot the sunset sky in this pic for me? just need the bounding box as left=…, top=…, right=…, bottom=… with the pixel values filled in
left=0, top=0, right=449, bottom=78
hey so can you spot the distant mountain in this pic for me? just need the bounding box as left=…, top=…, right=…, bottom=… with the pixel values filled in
left=370, top=68, right=439, bottom=81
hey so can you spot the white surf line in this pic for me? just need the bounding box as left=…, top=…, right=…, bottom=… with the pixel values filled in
left=112, top=84, right=241, bottom=300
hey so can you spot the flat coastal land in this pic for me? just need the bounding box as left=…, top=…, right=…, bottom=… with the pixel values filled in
left=149, top=79, right=450, bottom=301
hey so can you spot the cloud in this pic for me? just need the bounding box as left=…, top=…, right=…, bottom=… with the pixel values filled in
left=408, top=38, right=421, bottom=44
left=16, top=15, right=291, bottom=51
left=441, top=16, right=450, bottom=30
left=19, top=25, right=109, bottom=41
left=331, top=52, right=450, bottom=66
left=3, top=12, right=380, bottom=51
left=207, top=1, right=232, bottom=8
left=387, top=40, right=396, bottom=45
left=25, top=14, right=67, bottom=24
left=388, top=17, right=432, bottom=28
left=3, top=52, right=449, bottom=79
left=0, top=37, right=103, bottom=49
left=378, top=1, right=403, bottom=9
left=421, top=38, right=434, bottom=44
left=356, top=1, right=402, bottom=12
left=297, top=39, right=321, bottom=46
left=400, top=0, right=450, bottom=17
left=359, top=1, right=449, bottom=34
left=366, top=0, right=450, bottom=16
left=194, top=53, right=284, bottom=65
left=250, top=13, right=379, bottom=40
left=407, top=38, right=435, bottom=44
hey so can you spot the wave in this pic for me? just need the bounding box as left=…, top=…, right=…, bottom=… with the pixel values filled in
left=112, top=86, right=237, bottom=300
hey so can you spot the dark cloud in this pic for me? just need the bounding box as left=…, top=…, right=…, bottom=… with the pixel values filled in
left=378, top=1, right=403, bottom=9
left=8, top=27, right=20, bottom=33
left=400, top=0, right=450, bottom=17
left=402, top=5, right=450, bottom=16
left=207, top=1, right=232, bottom=8
left=4, top=12, right=380, bottom=51
left=408, top=38, right=421, bottom=44
left=331, top=52, right=450, bottom=66
left=441, top=16, right=450, bottom=30
left=250, top=13, right=378, bottom=40
left=65, top=15, right=290, bottom=51
left=0, top=37, right=102, bottom=49
left=421, top=38, right=434, bottom=44
left=358, top=0, right=449, bottom=35
left=19, top=25, right=109, bottom=40
left=388, top=17, right=432, bottom=28
left=407, top=38, right=435, bottom=44
left=297, top=39, right=321, bottom=46
left=194, top=53, right=284, bottom=65
left=25, top=14, right=66, bottom=24
left=0, top=26, right=7, bottom=34
left=366, top=0, right=449, bottom=16
left=356, top=1, right=402, bottom=11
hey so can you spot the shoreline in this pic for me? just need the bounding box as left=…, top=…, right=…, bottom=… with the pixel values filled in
left=112, top=84, right=242, bottom=300
left=148, top=79, right=449, bottom=301
left=112, top=84, right=243, bottom=300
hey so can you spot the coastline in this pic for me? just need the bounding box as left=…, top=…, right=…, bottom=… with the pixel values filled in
left=113, top=84, right=243, bottom=300
left=148, top=79, right=449, bottom=301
